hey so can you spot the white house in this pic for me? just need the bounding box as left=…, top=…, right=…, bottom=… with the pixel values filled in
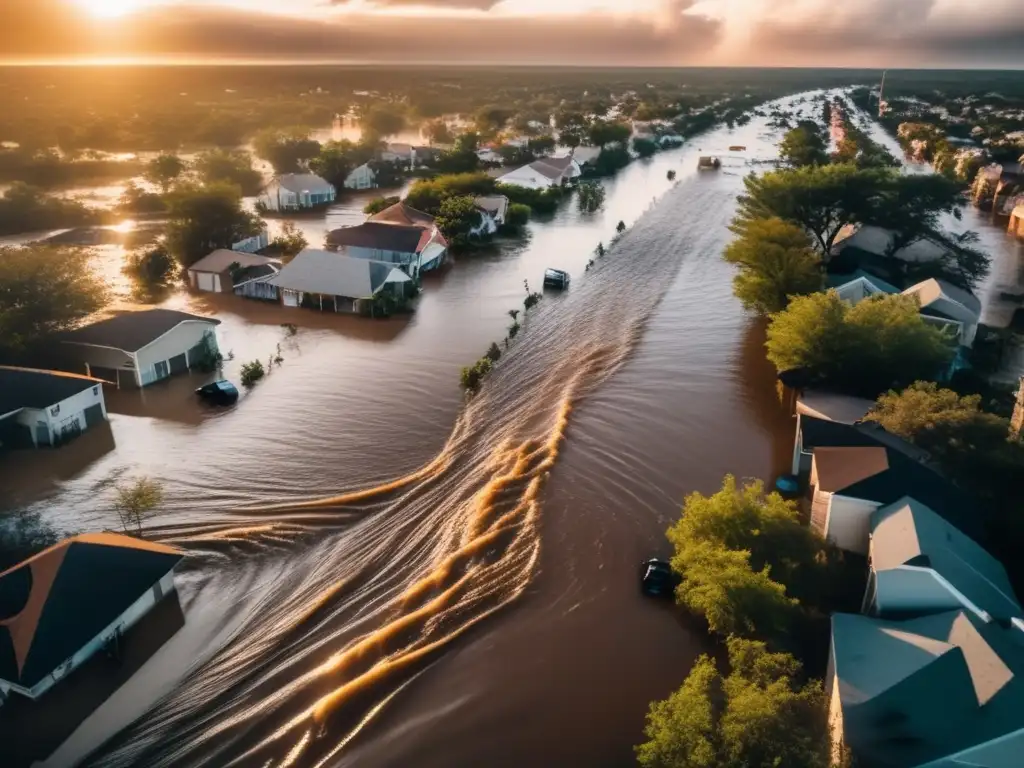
left=472, top=195, right=510, bottom=237
left=0, top=533, right=183, bottom=702
left=267, top=248, right=412, bottom=313
left=187, top=250, right=281, bottom=294
left=497, top=156, right=581, bottom=190
left=380, top=143, right=416, bottom=166
left=903, top=277, right=982, bottom=348
left=476, top=147, right=505, bottom=165
left=258, top=174, right=336, bottom=212
left=330, top=202, right=450, bottom=276
left=344, top=163, right=378, bottom=191
left=230, top=229, right=270, bottom=254
left=0, top=367, right=107, bottom=449
left=60, top=309, right=221, bottom=389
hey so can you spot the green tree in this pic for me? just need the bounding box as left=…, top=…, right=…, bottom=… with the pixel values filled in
left=0, top=245, right=107, bottom=355
left=364, top=195, right=401, bottom=215
left=268, top=222, right=308, bottom=261
left=588, top=120, right=632, bottom=148
left=252, top=127, right=321, bottom=174
left=192, top=150, right=264, bottom=196
left=866, top=174, right=965, bottom=258
left=503, top=203, right=530, bottom=231
left=112, top=477, right=165, bottom=537
left=765, top=292, right=955, bottom=396
left=633, top=137, right=658, bottom=158
left=556, top=111, right=588, bottom=149
left=0, top=183, right=100, bottom=236
left=636, top=638, right=831, bottom=768
left=475, top=105, right=513, bottom=134
left=123, top=244, right=176, bottom=290
left=424, top=120, right=453, bottom=145
left=117, top=182, right=167, bottom=216
left=576, top=180, right=606, bottom=213
left=436, top=195, right=482, bottom=245
left=405, top=172, right=496, bottom=214
left=734, top=163, right=885, bottom=255
left=142, top=153, right=185, bottom=193
left=723, top=217, right=822, bottom=315
left=164, top=182, right=264, bottom=269
left=779, top=122, right=828, bottom=167
left=528, top=135, right=557, bottom=155
left=362, top=105, right=406, bottom=138
left=308, top=139, right=368, bottom=191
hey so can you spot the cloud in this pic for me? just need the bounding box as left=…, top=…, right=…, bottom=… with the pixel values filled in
left=329, top=0, right=504, bottom=9
left=2, top=2, right=724, bottom=65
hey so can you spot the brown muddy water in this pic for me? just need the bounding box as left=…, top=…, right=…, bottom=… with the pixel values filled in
left=2, top=92, right=1019, bottom=768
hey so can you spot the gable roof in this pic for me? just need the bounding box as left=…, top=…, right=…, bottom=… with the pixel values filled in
left=0, top=533, right=182, bottom=689
left=814, top=446, right=890, bottom=492
left=368, top=202, right=435, bottom=229
left=0, top=367, right=104, bottom=416
left=271, top=173, right=335, bottom=195
left=796, top=390, right=876, bottom=425
left=187, top=249, right=281, bottom=275
left=61, top=309, right=220, bottom=354
left=903, top=278, right=982, bottom=320
left=831, top=610, right=1024, bottom=768
left=530, top=155, right=575, bottom=179
left=325, top=222, right=425, bottom=254
left=474, top=195, right=510, bottom=219
left=267, top=248, right=411, bottom=299
left=871, top=497, right=1021, bottom=621
left=832, top=224, right=948, bottom=263
left=827, top=269, right=901, bottom=295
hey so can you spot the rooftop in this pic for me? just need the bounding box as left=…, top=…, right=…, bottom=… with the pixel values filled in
left=813, top=446, right=889, bottom=493
left=367, top=201, right=435, bottom=229
left=60, top=309, right=220, bottom=354
left=0, top=367, right=104, bottom=417
left=187, top=250, right=281, bottom=275
left=271, top=173, right=335, bottom=195
left=903, top=277, right=982, bottom=319
left=326, top=221, right=427, bottom=254
left=268, top=248, right=411, bottom=299
left=0, top=533, right=183, bottom=689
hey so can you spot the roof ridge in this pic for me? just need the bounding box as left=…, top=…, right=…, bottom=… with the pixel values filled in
left=0, top=366, right=105, bottom=384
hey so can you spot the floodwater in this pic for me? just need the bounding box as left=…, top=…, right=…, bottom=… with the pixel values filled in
left=1, top=92, right=1018, bottom=767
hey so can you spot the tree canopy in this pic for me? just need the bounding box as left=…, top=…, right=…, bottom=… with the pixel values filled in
left=308, top=139, right=371, bottom=191
left=143, top=154, right=185, bottom=193
left=405, top=172, right=495, bottom=214
left=164, top=182, right=264, bottom=268
left=361, top=105, right=407, bottom=138
left=588, top=120, right=632, bottom=148
left=252, top=127, right=321, bottom=174
left=0, top=245, right=107, bottom=355
left=435, top=195, right=482, bottom=245
left=723, top=217, right=822, bottom=315
left=765, top=291, right=955, bottom=397
left=633, top=137, right=658, bottom=158
left=191, top=150, right=264, bottom=196
left=0, top=183, right=101, bottom=236
left=779, top=121, right=828, bottom=167
left=636, top=637, right=831, bottom=768
left=268, top=222, right=309, bottom=261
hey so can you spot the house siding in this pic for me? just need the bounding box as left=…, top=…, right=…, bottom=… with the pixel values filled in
left=826, top=495, right=880, bottom=555
left=14, top=384, right=107, bottom=448
left=344, top=245, right=416, bottom=267
left=22, top=570, right=176, bottom=700
left=136, top=322, right=219, bottom=387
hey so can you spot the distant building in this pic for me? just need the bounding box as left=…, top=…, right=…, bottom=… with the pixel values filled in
left=0, top=533, right=183, bottom=702
left=0, top=367, right=107, bottom=449
left=187, top=250, right=281, bottom=294
left=60, top=309, right=221, bottom=389
left=258, top=174, right=336, bottom=212
left=344, top=163, right=378, bottom=191
left=497, top=156, right=581, bottom=190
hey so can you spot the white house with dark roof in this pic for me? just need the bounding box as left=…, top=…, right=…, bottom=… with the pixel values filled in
left=267, top=248, right=411, bottom=313
left=60, top=309, right=221, bottom=389
left=258, top=174, right=336, bottom=212
left=903, top=277, right=982, bottom=347
left=187, top=250, right=281, bottom=294
left=497, top=156, right=582, bottom=190
left=0, top=367, right=107, bottom=449
left=327, top=218, right=448, bottom=277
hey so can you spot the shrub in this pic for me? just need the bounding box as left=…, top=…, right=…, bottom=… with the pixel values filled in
left=524, top=291, right=542, bottom=310
left=485, top=342, right=502, bottom=362
left=240, top=360, right=266, bottom=388
left=460, top=357, right=493, bottom=391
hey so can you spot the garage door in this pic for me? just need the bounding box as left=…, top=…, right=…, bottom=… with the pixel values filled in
left=197, top=272, right=216, bottom=292
left=83, top=403, right=105, bottom=428
left=169, top=352, right=188, bottom=374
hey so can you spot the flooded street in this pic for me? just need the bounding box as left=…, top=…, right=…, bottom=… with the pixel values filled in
left=3, top=92, right=1020, bottom=767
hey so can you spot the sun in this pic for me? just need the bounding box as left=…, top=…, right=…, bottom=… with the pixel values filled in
left=74, top=0, right=144, bottom=19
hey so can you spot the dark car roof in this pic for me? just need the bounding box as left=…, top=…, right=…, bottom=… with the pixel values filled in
left=61, top=309, right=220, bottom=354
left=0, top=367, right=104, bottom=415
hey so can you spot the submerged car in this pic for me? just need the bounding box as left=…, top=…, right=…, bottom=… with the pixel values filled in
left=640, top=558, right=680, bottom=597
left=543, top=268, right=570, bottom=290
left=196, top=379, right=239, bottom=406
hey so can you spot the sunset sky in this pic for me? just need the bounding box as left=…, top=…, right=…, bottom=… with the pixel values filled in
left=7, top=0, right=1024, bottom=67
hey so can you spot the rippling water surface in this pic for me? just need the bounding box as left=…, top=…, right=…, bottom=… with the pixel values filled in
left=4, top=91, right=1019, bottom=767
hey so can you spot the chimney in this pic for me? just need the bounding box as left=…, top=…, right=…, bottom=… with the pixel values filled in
left=1011, top=376, right=1024, bottom=438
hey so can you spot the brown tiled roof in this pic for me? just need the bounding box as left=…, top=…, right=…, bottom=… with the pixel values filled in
left=368, top=202, right=435, bottom=229
left=814, top=446, right=889, bottom=493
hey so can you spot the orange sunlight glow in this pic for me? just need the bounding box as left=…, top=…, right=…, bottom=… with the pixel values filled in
left=74, top=0, right=144, bottom=18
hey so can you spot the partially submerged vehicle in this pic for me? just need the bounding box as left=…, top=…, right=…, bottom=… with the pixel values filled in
left=640, top=558, right=680, bottom=598
left=698, top=156, right=722, bottom=170
left=196, top=379, right=239, bottom=406
left=543, top=268, right=570, bottom=290
left=729, top=145, right=747, bottom=152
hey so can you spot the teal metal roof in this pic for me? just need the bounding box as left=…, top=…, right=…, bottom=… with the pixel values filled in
left=826, top=269, right=900, bottom=295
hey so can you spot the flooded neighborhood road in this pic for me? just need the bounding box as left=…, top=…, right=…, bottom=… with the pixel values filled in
left=3, top=92, right=1019, bottom=767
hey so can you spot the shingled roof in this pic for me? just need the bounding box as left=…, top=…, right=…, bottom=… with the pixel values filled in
left=325, top=222, right=426, bottom=254
left=368, top=202, right=435, bottom=229
left=61, top=309, right=220, bottom=354
left=0, top=534, right=183, bottom=690
left=0, top=367, right=104, bottom=417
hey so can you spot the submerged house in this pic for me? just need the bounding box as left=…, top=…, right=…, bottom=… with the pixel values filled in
left=827, top=610, right=1024, bottom=768
left=258, top=174, right=336, bottom=212
left=266, top=248, right=412, bottom=313
left=60, top=309, right=221, bottom=389
left=187, top=250, right=281, bottom=294
left=0, top=534, right=183, bottom=702
left=0, top=367, right=107, bottom=449
left=497, top=156, right=581, bottom=190
left=472, top=195, right=511, bottom=237
left=327, top=213, right=448, bottom=277
left=343, top=163, right=377, bottom=191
